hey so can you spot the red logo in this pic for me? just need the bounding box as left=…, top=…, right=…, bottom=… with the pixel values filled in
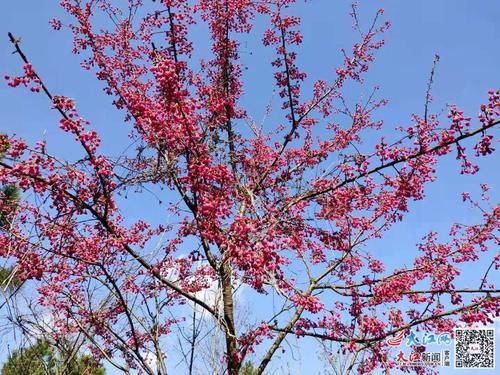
left=387, top=330, right=406, bottom=347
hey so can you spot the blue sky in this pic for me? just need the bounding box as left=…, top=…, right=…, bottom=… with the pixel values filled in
left=0, top=1, right=499, bottom=374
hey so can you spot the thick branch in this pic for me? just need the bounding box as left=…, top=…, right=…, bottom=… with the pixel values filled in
left=289, top=119, right=500, bottom=207
left=271, top=296, right=496, bottom=344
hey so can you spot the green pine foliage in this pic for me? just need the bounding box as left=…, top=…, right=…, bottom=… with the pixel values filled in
left=0, top=134, right=9, bottom=159
left=240, top=361, right=258, bottom=375
left=0, top=266, right=23, bottom=292
left=1, top=340, right=105, bottom=375
left=0, top=135, right=20, bottom=229
left=0, top=184, right=19, bottom=229
left=0, top=135, right=23, bottom=294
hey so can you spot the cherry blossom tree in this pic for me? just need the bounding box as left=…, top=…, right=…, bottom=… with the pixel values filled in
left=1, top=1, right=498, bottom=374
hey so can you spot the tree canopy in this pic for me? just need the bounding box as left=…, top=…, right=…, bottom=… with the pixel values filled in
left=0, top=1, right=498, bottom=374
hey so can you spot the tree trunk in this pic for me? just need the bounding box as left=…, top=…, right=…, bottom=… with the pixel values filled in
left=221, top=263, right=240, bottom=374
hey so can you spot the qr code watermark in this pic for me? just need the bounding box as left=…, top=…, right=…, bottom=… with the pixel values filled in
left=454, top=328, right=495, bottom=369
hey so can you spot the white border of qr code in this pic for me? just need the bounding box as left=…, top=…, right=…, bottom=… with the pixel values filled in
left=453, top=327, right=495, bottom=369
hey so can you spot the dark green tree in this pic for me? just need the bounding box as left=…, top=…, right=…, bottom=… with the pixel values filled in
left=1, top=340, right=105, bottom=375
left=240, top=362, right=258, bottom=375
left=0, top=135, right=19, bottom=230
left=0, top=266, right=22, bottom=293
left=0, top=135, right=22, bottom=296
left=0, top=184, right=19, bottom=230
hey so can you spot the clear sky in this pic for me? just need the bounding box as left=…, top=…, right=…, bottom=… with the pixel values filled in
left=0, top=1, right=499, bottom=374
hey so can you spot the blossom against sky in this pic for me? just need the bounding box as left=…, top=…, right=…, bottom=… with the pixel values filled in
left=1, top=1, right=498, bottom=374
